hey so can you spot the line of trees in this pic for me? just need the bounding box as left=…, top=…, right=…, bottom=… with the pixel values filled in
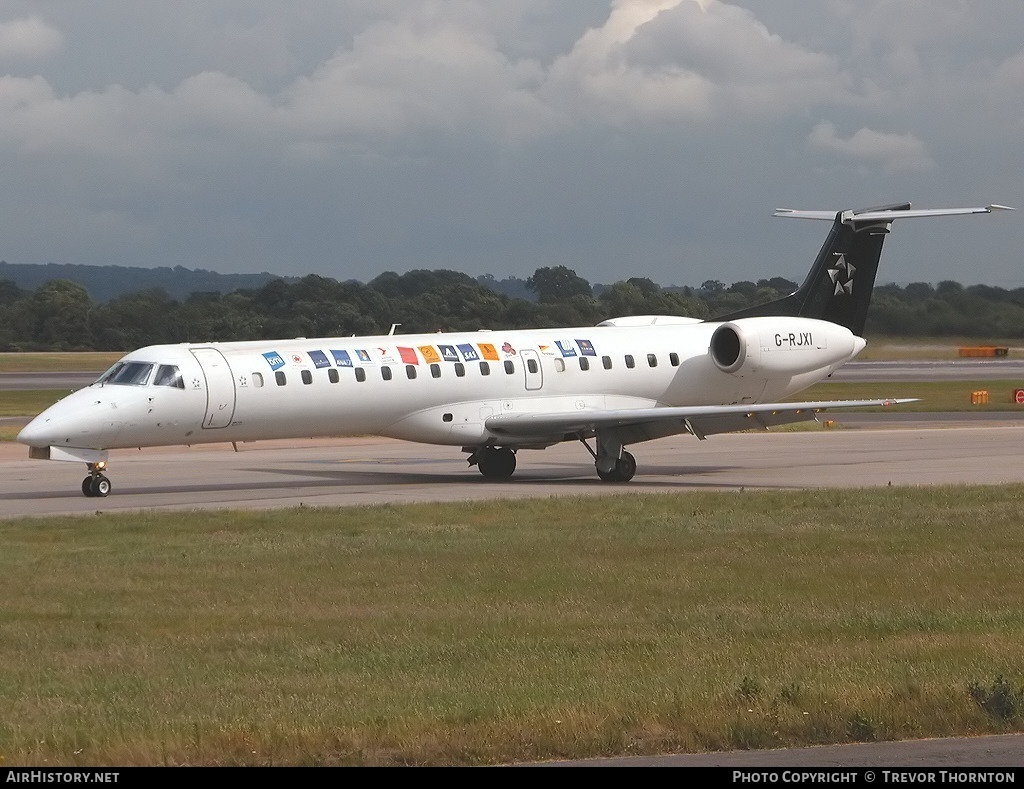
left=1, top=266, right=1023, bottom=352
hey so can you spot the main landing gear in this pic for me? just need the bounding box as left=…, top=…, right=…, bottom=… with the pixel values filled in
left=466, top=437, right=638, bottom=483
left=470, top=446, right=517, bottom=479
left=82, top=461, right=112, bottom=498
left=596, top=450, right=637, bottom=482
left=582, top=433, right=637, bottom=482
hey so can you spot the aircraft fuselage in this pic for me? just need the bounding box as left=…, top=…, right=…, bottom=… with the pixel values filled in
left=19, top=316, right=859, bottom=454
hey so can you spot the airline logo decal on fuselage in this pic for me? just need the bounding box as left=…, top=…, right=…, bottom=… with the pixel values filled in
left=556, top=340, right=577, bottom=357
left=576, top=339, right=596, bottom=356
left=260, top=337, right=598, bottom=370
left=437, top=344, right=460, bottom=362
left=419, top=345, right=442, bottom=364
left=308, top=350, right=331, bottom=368
left=457, top=343, right=480, bottom=362
left=262, top=352, right=285, bottom=370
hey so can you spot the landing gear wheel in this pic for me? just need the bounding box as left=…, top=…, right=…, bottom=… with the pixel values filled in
left=597, top=451, right=637, bottom=482
left=82, top=474, right=112, bottom=498
left=92, top=475, right=112, bottom=497
left=477, top=447, right=516, bottom=479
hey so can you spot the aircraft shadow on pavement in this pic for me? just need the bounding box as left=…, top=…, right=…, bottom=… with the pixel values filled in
left=7, top=462, right=788, bottom=501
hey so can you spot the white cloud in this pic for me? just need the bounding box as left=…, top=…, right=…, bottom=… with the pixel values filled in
left=0, top=15, right=62, bottom=59
left=806, top=121, right=934, bottom=174
left=0, top=2, right=1019, bottom=286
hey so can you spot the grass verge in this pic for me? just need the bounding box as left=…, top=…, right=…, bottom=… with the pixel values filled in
left=1, top=487, right=1023, bottom=766
left=0, top=352, right=121, bottom=373
left=798, top=380, right=1024, bottom=411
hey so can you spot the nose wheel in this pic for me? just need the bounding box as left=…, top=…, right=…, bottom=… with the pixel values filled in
left=82, top=462, right=112, bottom=498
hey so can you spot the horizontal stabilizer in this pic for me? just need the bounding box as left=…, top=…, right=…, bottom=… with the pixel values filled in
left=774, top=205, right=1014, bottom=221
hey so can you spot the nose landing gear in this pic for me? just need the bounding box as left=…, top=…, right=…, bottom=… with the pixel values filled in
left=82, top=461, right=112, bottom=498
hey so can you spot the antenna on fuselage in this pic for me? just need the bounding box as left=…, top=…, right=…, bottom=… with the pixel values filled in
left=389, top=324, right=401, bottom=335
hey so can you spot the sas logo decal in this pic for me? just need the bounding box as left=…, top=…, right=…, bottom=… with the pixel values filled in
left=555, top=340, right=577, bottom=357
left=457, top=343, right=480, bottom=362
left=575, top=339, right=596, bottom=356
left=308, top=350, right=331, bottom=368
left=331, top=350, right=353, bottom=367
left=477, top=343, right=499, bottom=361
left=262, top=352, right=285, bottom=371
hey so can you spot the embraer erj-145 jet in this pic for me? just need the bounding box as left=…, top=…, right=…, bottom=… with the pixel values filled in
left=18, top=202, right=1012, bottom=497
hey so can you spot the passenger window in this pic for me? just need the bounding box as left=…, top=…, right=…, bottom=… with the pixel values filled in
left=275, top=371, right=287, bottom=386
left=430, top=363, right=441, bottom=379
left=602, top=356, right=612, bottom=370
left=455, top=362, right=465, bottom=377
left=381, top=366, right=393, bottom=381
left=154, top=364, right=183, bottom=389
left=301, top=370, right=313, bottom=385
left=625, top=354, right=635, bottom=369
left=554, top=358, right=565, bottom=372
left=252, top=372, right=264, bottom=388
left=669, top=352, right=680, bottom=367
left=504, top=360, right=515, bottom=374
left=647, top=353, right=658, bottom=368
left=328, top=368, right=339, bottom=383
left=578, top=357, right=589, bottom=371
left=479, top=362, right=490, bottom=376
left=406, top=365, right=417, bottom=380
left=355, top=368, right=366, bottom=382
left=527, top=358, right=538, bottom=374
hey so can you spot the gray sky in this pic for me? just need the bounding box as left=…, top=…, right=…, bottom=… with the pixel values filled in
left=0, top=0, right=1020, bottom=290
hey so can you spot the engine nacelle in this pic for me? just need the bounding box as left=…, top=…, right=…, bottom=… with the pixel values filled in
left=709, top=317, right=864, bottom=377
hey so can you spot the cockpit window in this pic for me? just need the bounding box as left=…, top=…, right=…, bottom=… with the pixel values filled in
left=154, top=364, right=184, bottom=389
left=96, top=361, right=125, bottom=384
left=99, top=361, right=154, bottom=386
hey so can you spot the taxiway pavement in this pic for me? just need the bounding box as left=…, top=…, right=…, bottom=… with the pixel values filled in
left=4, top=415, right=1024, bottom=519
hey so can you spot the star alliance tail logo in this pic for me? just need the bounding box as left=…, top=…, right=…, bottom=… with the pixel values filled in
left=828, top=253, right=855, bottom=296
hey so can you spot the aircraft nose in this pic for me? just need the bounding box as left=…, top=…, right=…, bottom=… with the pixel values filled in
left=16, top=416, right=54, bottom=447
left=16, top=391, right=121, bottom=450
left=16, top=405, right=85, bottom=448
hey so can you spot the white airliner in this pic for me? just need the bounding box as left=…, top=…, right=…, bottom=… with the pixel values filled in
left=17, top=202, right=1012, bottom=497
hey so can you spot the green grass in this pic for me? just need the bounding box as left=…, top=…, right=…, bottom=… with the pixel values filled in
left=0, top=352, right=121, bottom=373
left=2, top=488, right=1024, bottom=766
left=798, top=380, right=1024, bottom=411
left=0, top=390, right=71, bottom=417
left=858, top=337, right=1022, bottom=361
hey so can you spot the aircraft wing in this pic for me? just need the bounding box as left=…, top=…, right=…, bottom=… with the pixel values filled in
left=484, top=398, right=917, bottom=446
